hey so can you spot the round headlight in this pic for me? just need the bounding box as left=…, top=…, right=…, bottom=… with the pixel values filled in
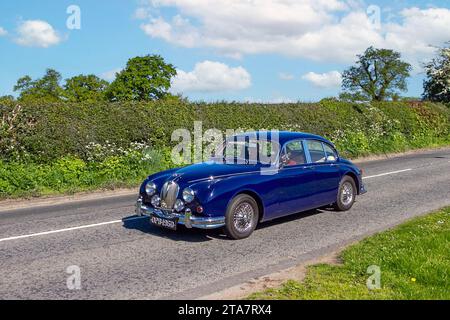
left=182, top=187, right=195, bottom=203
left=150, top=195, right=161, bottom=207
left=145, top=182, right=157, bottom=196
left=174, top=199, right=184, bottom=212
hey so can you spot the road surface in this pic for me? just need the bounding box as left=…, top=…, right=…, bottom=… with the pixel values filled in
left=0, top=148, right=449, bottom=299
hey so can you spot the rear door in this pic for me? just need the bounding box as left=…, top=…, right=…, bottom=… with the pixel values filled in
left=305, top=140, right=341, bottom=206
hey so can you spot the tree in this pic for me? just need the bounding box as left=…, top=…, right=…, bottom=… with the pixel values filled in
left=423, top=43, right=450, bottom=103
left=0, top=95, right=16, bottom=109
left=64, top=74, right=109, bottom=102
left=14, top=69, right=64, bottom=101
left=106, top=55, right=177, bottom=102
left=342, top=47, right=412, bottom=101
left=338, top=92, right=369, bottom=103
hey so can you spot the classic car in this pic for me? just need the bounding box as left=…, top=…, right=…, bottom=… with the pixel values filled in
left=135, top=131, right=366, bottom=239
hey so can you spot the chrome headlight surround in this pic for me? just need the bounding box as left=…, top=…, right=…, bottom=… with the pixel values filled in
left=174, top=199, right=185, bottom=212
left=145, top=181, right=157, bottom=196
left=182, top=187, right=195, bottom=203
left=150, top=195, right=161, bottom=207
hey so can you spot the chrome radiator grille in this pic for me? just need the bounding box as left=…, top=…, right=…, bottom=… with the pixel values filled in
left=160, top=181, right=179, bottom=209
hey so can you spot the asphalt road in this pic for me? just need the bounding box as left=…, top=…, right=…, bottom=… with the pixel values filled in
left=0, top=149, right=449, bottom=299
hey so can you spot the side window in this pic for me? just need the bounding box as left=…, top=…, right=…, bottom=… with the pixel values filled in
left=306, top=140, right=326, bottom=163
left=282, top=140, right=306, bottom=166
left=323, top=143, right=338, bottom=162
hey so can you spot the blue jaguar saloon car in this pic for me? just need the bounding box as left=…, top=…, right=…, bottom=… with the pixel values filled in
left=136, top=131, right=366, bottom=239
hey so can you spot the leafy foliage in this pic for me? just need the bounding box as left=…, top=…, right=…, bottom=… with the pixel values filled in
left=14, top=69, right=64, bottom=102
left=10, top=55, right=177, bottom=104
left=106, top=55, right=177, bottom=102
left=342, top=47, right=412, bottom=101
left=0, top=147, right=171, bottom=198
left=0, top=100, right=449, bottom=163
left=423, top=43, right=450, bottom=103
left=0, top=95, right=16, bottom=105
left=0, top=100, right=449, bottom=197
left=64, top=74, right=109, bottom=102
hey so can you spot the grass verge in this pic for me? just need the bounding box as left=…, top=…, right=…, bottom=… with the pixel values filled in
left=248, top=207, right=450, bottom=300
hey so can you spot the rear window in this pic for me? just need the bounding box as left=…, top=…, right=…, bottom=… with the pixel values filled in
left=323, top=143, right=337, bottom=162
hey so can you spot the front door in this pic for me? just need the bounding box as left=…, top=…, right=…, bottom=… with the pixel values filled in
left=274, top=140, right=317, bottom=218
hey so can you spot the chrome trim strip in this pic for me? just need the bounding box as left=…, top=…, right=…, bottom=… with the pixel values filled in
left=188, top=170, right=260, bottom=184
left=188, top=168, right=283, bottom=184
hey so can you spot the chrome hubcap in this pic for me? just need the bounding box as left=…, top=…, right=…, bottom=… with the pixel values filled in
left=233, top=202, right=254, bottom=233
left=341, top=182, right=354, bottom=206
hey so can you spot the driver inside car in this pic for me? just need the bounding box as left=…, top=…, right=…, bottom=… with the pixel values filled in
left=285, top=147, right=305, bottom=166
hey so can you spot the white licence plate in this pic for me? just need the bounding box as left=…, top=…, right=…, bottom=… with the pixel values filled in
left=150, top=215, right=178, bottom=231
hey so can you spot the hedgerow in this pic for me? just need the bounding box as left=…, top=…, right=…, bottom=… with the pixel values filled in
left=0, top=100, right=449, bottom=198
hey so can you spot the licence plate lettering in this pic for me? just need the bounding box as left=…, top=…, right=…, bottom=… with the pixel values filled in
left=150, top=215, right=177, bottom=230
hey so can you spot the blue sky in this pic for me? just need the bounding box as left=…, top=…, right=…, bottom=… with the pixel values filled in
left=1, top=0, right=450, bottom=102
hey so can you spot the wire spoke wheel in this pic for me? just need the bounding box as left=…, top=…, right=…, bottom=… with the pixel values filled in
left=341, top=181, right=354, bottom=206
left=232, top=202, right=255, bottom=233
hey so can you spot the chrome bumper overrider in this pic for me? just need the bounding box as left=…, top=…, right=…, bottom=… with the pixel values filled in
left=135, top=198, right=225, bottom=229
left=360, top=182, right=367, bottom=195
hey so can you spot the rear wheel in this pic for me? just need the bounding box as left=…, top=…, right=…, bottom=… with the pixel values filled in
left=334, top=176, right=356, bottom=211
left=224, top=194, right=259, bottom=240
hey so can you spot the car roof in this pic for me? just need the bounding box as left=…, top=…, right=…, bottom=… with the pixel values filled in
left=231, top=131, right=333, bottom=146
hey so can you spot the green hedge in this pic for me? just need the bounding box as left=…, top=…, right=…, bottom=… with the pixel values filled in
left=1, top=100, right=449, bottom=162
left=0, top=149, right=171, bottom=198
left=0, top=100, right=449, bottom=198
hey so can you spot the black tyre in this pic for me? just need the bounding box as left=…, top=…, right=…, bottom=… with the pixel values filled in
left=224, top=194, right=259, bottom=240
left=334, top=176, right=357, bottom=211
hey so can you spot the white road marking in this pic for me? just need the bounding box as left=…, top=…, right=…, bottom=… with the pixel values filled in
left=0, top=167, right=415, bottom=243
left=0, top=216, right=147, bottom=243
left=363, top=168, right=413, bottom=180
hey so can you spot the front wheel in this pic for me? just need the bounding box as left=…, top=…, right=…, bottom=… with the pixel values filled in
left=224, top=194, right=259, bottom=240
left=334, top=176, right=356, bottom=211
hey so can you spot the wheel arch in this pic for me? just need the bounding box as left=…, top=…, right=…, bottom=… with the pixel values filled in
left=233, top=190, right=265, bottom=223
left=342, top=171, right=360, bottom=194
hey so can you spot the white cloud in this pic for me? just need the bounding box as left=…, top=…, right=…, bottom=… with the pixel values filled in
left=302, top=71, right=342, bottom=88
left=141, top=0, right=349, bottom=57
left=138, top=1, right=450, bottom=68
left=100, top=68, right=122, bottom=81
left=141, top=15, right=199, bottom=48
left=134, top=7, right=151, bottom=20
left=279, top=72, right=295, bottom=81
left=0, top=27, right=7, bottom=36
left=383, top=7, right=450, bottom=70
left=15, top=20, right=61, bottom=48
left=171, top=60, right=251, bottom=93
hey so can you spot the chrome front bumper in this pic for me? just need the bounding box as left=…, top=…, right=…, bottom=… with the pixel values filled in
left=135, top=198, right=225, bottom=230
